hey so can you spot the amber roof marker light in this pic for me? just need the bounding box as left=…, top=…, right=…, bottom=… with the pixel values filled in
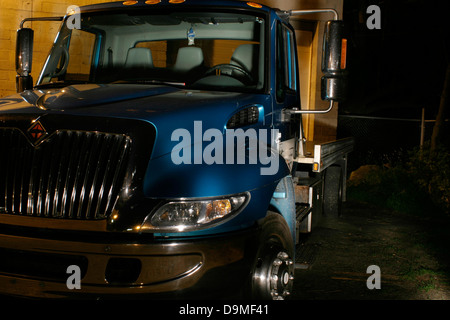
left=123, top=1, right=138, bottom=5
left=247, top=2, right=263, bottom=8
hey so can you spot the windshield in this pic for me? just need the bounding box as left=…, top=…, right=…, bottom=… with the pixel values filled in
left=38, top=10, right=266, bottom=93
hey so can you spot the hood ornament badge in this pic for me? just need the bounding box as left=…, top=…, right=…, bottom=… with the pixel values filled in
left=27, top=120, right=48, bottom=146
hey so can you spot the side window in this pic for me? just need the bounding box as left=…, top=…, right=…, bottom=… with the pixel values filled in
left=284, top=27, right=297, bottom=91
left=276, top=22, right=297, bottom=102
left=66, top=30, right=96, bottom=81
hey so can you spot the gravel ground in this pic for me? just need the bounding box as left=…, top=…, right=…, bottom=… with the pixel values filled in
left=291, top=200, right=450, bottom=300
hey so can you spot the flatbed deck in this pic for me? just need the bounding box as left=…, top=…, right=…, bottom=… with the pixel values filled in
left=295, top=137, right=354, bottom=172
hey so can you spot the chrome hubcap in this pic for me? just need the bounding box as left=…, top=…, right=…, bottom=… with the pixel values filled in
left=253, top=249, right=294, bottom=300
left=269, top=251, right=294, bottom=300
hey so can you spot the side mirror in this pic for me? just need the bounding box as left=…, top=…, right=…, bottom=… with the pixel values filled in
left=321, top=20, right=347, bottom=101
left=16, top=28, right=34, bottom=92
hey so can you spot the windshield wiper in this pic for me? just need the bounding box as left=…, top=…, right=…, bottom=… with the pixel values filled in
left=112, top=79, right=186, bottom=87
left=34, top=80, right=91, bottom=89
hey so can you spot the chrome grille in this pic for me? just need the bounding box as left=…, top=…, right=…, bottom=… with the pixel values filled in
left=0, top=128, right=130, bottom=220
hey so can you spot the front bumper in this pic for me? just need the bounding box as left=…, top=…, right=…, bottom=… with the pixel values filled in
left=0, top=226, right=259, bottom=299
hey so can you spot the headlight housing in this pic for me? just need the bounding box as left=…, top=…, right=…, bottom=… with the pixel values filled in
left=140, top=193, right=249, bottom=232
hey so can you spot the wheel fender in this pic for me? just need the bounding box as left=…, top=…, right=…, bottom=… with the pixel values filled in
left=269, top=175, right=296, bottom=244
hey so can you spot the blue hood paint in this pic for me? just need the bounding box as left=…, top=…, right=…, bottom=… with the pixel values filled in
left=2, top=84, right=272, bottom=158
left=37, top=84, right=179, bottom=110
left=0, top=84, right=285, bottom=201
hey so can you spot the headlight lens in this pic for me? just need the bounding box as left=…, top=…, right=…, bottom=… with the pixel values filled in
left=142, top=194, right=248, bottom=232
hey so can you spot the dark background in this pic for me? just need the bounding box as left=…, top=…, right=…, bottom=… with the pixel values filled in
left=338, top=0, right=450, bottom=170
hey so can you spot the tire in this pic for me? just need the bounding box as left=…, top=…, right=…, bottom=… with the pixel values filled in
left=323, top=165, right=343, bottom=217
left=247, top=212, right=295, bottom=300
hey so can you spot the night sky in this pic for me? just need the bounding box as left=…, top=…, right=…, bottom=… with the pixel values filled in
left=342, top=0, right=450, bottom=120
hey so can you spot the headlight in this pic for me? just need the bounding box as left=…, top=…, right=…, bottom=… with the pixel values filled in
left=141, top=193, right=249, bottom=232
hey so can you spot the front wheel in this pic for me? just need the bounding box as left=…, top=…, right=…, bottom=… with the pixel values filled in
left=248, top=212, right=295, bottom=300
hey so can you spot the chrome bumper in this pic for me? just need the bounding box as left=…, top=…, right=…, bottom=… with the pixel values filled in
left=0, top=227, right=258, bottom=299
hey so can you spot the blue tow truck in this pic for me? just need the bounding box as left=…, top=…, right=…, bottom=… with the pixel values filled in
left=0, top=0, right=352, bottom=299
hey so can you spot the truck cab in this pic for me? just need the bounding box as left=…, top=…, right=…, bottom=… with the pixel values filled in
left=0, top=0, right=350, bottom=300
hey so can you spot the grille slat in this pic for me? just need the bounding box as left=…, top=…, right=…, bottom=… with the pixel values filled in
left=86, top=134, right=109, bottom=219
left=60, top=131, right=75, bottom=218
left=93, top=134, right=112, bottom=219
left=11, top=131, right=23, bottom=213
left=0, top=131, right=5, bottom=212
left=0, top=128, right=130, bottom=220
left=72, top=132, right=91, bottom=219
left=77, top=132, right=98, bottom=219
left=17, top=142, right=26, bottom=214
left=98, top=135, right=128, bottom=219
left=7, top=132, right=15, bottom=212
left=51, top=131, right=67, bottom=218
left=27, top=145, right=38, bottom=215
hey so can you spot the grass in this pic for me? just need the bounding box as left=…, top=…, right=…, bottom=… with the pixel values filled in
left=347, top=165, right=436, bottom=217
left=346, top=143, right=450, bottom=217
left=403, top=268, right=450, bottom=292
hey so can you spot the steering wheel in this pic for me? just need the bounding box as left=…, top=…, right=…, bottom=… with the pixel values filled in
left=204, top=64, right=254, bottom=84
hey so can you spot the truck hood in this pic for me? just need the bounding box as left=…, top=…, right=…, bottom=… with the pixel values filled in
left=19, top=83, right=180, bottom=110
left=0, top=84, right=272, bottom=158
left=0, top=84, right=285, bottom=199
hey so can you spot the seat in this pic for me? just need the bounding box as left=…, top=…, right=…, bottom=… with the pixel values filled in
left=230, top=44, right=259, bottom=74
left=173, top=47, right=204, bottom=72
left=124, top=47, right=154, bottom=68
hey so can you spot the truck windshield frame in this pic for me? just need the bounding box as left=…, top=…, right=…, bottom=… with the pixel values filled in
left=37, top=8, right=268, bottom=94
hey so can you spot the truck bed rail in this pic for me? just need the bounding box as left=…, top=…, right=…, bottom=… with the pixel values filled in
left=313, top=137, right=354, bottom=172
left=295, top=137, right=354, bottom=173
